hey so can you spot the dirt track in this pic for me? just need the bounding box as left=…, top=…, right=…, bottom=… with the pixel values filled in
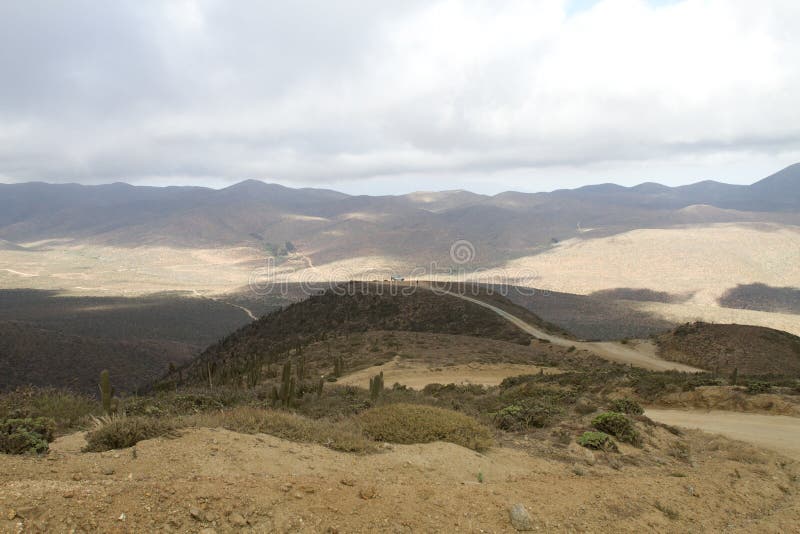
left=440, top=290, right=702, bottom=372
left=646, top=409, right=800, bottom=460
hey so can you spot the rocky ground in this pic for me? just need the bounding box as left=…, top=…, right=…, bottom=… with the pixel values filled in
left=2, top=425, right=799, bottom=533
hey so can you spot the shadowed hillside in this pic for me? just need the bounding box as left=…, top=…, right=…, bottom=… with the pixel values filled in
left=0, top=321, right=195, bottom=394
left=173, top=283, right=536, bottom=387
left=655, top=322, right=800, bottom=376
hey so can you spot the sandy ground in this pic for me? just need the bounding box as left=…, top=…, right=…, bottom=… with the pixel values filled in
left=1, top=426, right=799, bottom=533
left=337, top=357, right=560, bottom=390
left=441, top=290, right=703, bottom=372
left=646, top=409, right=800, bottom=461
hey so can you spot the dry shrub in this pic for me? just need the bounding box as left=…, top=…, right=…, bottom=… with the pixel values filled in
left=84, top=415, right=175, bottom=452
left=186, top=406, right=376, bottom=453
left=358, top=403, right=493, bottom=451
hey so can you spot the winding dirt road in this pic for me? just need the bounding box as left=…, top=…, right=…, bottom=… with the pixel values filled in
left=440, top=290, right=702, bottom=372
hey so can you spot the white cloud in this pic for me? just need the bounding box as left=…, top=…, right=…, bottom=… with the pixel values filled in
left=0, top=0, right=799, bottom=191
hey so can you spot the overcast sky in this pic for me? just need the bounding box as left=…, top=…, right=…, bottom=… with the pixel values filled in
left=1, top=0, right=799, bottom=194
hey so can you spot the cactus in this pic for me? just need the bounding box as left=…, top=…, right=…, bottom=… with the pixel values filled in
left=333, top=355, right=345, bottom=378
left=278, top=360, right=295, bottom=407
left=296, top=355, right=306, bottom=381
left=369, top=371, right=384, bottom=401
left=269, top=385, right=280, bottom=407
left=316, top=377, right=324, bottom=397
left=99, top=370, right=115, bottom=414
left=731, top=367, right=739, bottom=386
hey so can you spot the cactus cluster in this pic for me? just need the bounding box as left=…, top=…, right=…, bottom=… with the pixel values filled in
left=333, top=355, right=346, bottom=377
left=369, top=371, right=384, bottom=401
left=270, top=360, right=296, bottom=407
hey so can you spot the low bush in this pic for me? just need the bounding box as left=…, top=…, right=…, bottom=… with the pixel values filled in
left=493, top=398, right=564, bottom=431
left=577, top=431, right=617, bottom=452
left=0, top=417, right=55, bottom=454
left=746, top=381, right=772, bottom=395
left=591, top=412, right=642, bottom=447
left=0, top=387, right=97, bottom=432
left=358, top=403, right=493, bottom=451
left=186, top=406, right=376, bottom=453
left=84, top=416, right=175, bottom=452
left=609, top=398, right=644, bottom=416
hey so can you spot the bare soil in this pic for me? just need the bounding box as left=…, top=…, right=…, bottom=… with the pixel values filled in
left=2, top=425, right=799, bottom=533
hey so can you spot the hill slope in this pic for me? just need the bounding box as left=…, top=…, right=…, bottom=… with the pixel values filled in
left=655, top=322, right=800, bottom=376
left=0, top=321, right=196, bottom=395
left=174, top=284, right=537, bottom=387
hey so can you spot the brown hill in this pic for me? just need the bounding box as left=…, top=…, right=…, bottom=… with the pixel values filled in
left=655, top=322, right=800, bottom=376
left=0, top=321, right=196, bottom=395
left=173, top=283, right=537, bottom=388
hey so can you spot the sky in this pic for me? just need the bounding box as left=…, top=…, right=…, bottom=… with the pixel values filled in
left=1, top=0, right=799, bottom=195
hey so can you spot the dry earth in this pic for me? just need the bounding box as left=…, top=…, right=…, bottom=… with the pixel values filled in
left=2, top=426, right=799, bottom=533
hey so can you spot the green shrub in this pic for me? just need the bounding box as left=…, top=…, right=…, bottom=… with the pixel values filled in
left=358, top=403, right=492, bottom=451
left=577, top=431, right=617, bottom=452
left=186, top=406, right=376, bottom=453
left=84, top=416, right=175, bottom=452
left=609, top=398, right=644, bottom=416
left=746, top=381, right=772, bottom=395
left=493, top=398, right=564, bottom=431
left=0, top=387, right=97, bottom=432
left=0, top=417, right=55, bottom=454
left=591, top=412, right=642, bottom=447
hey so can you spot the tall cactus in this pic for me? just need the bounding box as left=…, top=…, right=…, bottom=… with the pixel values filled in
left=369, top=371, right=384, bottom=401
left=278, top=360, right=294, bottom=407
left=316, top=377, right=324, bottom=397
left=296, top=355, right=306, bottom=381
left=99, top=369, right=114, bottom=414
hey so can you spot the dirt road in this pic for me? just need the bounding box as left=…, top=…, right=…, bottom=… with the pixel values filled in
left=439, top=290, right=702, bottom=372
left=646, top=409, right=800, bottom=460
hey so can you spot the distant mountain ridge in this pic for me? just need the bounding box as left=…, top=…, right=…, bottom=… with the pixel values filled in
left=1, top=164, right=798, bottom=266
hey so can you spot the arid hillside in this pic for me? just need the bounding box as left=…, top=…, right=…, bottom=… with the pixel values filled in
left=655, top=322, right=800, bottom=376
left=0, top=321, right=195, bottom=395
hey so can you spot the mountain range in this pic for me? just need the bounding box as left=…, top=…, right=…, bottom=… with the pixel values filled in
left=1, top=163, right=799, bottom=266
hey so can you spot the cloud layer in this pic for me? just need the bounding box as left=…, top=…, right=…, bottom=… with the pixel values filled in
left=1, top=0, right=799, bottom=192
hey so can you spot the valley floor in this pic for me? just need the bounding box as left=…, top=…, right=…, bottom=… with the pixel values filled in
left=2, top=427, right=799, bottom=533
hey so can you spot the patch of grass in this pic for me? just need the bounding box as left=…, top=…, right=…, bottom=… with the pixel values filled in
left=0, top=417, right=55, bottom=454
left=358, top=403, right=493, bottom=452
left=655, top=501, right=680, bottom=520
left=577, top=431, right=618, bottom=452
left=84, top=415, right=175, bottom=452
left=591, top=412, right=642, bottom=447
left=186, top=406, right=376, bottom=453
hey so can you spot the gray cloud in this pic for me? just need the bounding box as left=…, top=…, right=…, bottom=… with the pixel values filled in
left=1, top=0, right=799, bottom=192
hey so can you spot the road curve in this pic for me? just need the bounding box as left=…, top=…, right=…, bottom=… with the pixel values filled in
left=437, top=289, right=702, bottom=373
left=647, top=409, right=800, bottom=460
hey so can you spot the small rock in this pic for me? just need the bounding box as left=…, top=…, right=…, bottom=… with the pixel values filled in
left=339, top=478, right=356, bottom=487
left=102, top=467, right=115, bottom=476
left=6, top=509, right=16, bottom=521
left=118, top=513, right=126, bottom=521
left=280, top=483, right=292, bottom=492
left=508, top=503, right=534, bottom=531
left=63, top=491, right=75, bottom=499
left=71, top=473, right=82, bottom=481
left=292, top=492, right=303, bottom=500
left=189, top=507, right=203, bottom=521
left=204, top=511, right=216, bottom=522
left=229, top=513, right=247, bottom=527
left=199, top=529, right=217, bottom=534
left=359, top=487, right=377, bottom=500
